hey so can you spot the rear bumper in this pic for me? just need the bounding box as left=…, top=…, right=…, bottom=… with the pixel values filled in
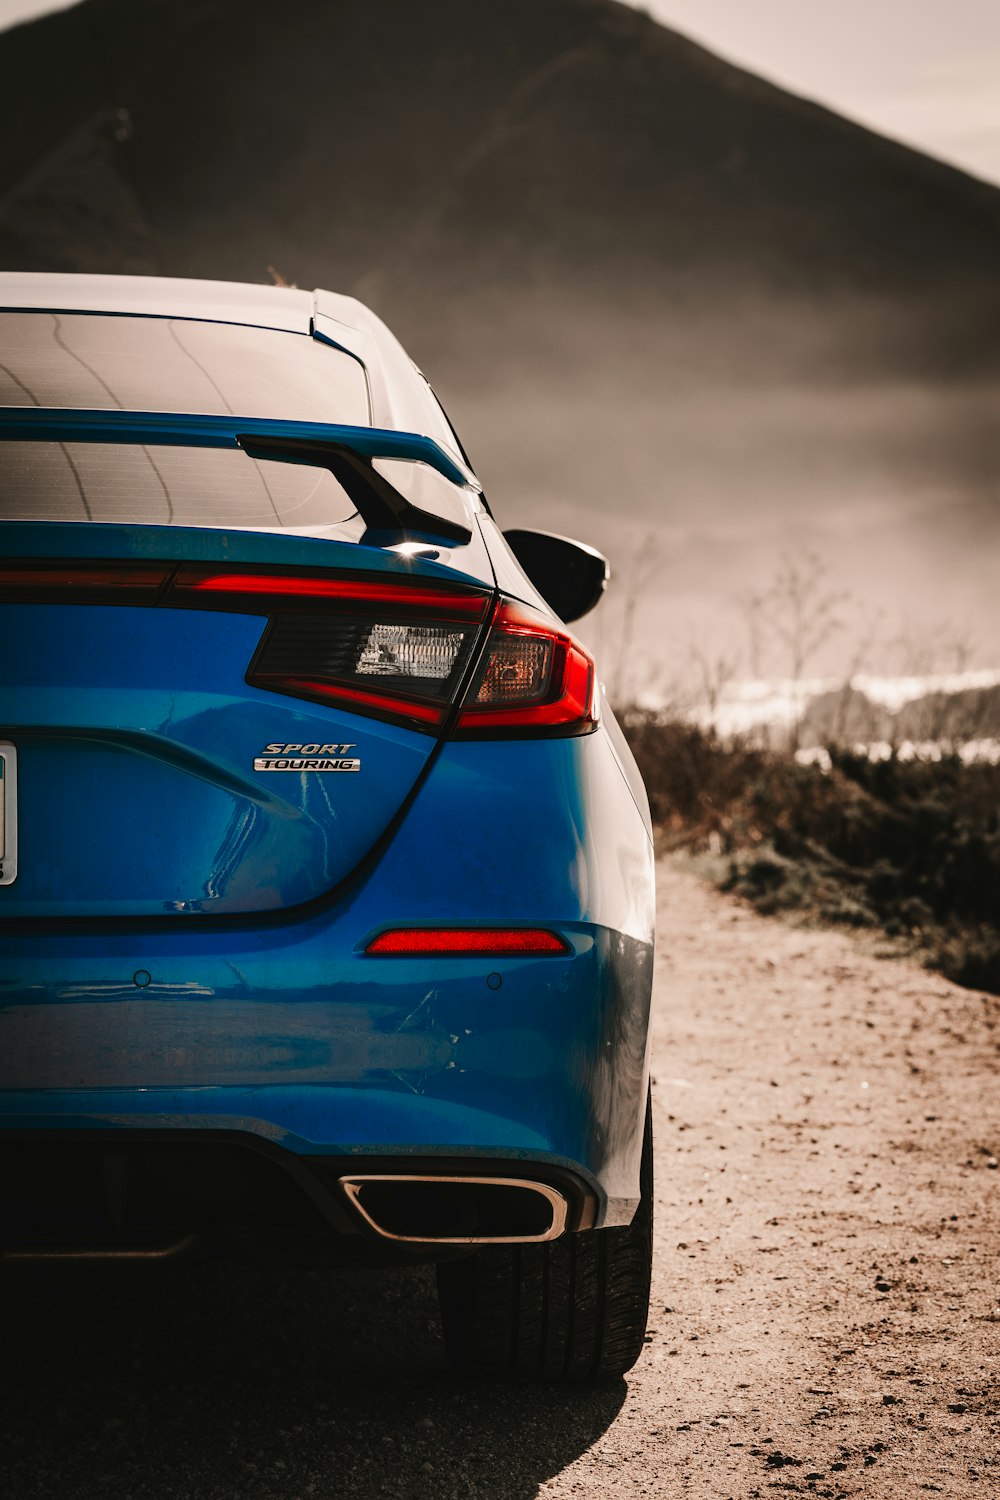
left=0, top=922, right=651, bottom=1228
left=0, top=1131, right=599, bottom=1261
left=0, top=732, right=655, bottom=1232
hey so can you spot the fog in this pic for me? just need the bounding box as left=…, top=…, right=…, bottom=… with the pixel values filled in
left=419, top=295, right=1000, bottom=694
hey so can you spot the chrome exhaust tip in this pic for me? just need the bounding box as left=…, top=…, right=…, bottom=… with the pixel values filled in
left=338, top=1175, right=569, bottom=1245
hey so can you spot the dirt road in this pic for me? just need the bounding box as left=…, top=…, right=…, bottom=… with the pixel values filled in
left=4, top=857, right=998, bottom=1497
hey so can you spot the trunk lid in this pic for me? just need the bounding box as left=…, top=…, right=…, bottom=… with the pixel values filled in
left=0, top=521, right=494, bottom=920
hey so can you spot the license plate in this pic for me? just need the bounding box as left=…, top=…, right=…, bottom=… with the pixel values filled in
left=0, top=743, right=17, bottom=886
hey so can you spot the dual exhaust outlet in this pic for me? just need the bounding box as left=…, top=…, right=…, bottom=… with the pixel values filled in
left=338, top=1174, right=569, bottom=1245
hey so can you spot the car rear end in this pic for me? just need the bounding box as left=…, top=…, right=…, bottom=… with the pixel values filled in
left=0, top=280, right=655, bottom=1379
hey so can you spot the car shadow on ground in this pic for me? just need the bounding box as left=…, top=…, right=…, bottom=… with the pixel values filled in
left=1, top=1259, right=626, bottom=1498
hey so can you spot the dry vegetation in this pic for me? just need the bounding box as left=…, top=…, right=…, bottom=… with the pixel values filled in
left=621, top=715, right=1000, bottom=995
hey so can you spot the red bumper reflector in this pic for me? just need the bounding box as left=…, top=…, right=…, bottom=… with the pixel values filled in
left=365, top=928, right=570, bottom=955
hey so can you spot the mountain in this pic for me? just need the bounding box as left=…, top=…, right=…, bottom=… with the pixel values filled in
left=1, top=0, right=998, bottom=678
left=3, top=0, right=999, bottom=343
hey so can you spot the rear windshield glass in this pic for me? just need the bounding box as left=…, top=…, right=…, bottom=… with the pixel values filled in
left=0, top=313, right=371, bottom=425
left=0, top=441, right=366, bottom=537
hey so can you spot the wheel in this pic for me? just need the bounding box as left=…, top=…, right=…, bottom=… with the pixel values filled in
left=436, top=1092, right=652, bottom=1383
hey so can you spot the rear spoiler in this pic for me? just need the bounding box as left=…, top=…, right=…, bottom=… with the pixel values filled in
left=0, top=407, right=479, bottom=545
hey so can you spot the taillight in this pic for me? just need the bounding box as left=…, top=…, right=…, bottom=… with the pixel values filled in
left=365, top=928, right=569, bottom=955
left=0, top=560, right=598, bottom=738
left=172, top=568, right=492, bottom=731
left=180, top=573, right=597, bottom=737
left=177, top=572, right=487, bottom=616
left=455, top=600, right=597, bottom=736
left=0, top=561, right=169, bottom=601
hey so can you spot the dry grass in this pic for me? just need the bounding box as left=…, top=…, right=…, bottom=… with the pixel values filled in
left=621, top=711, right=1000, bottom=992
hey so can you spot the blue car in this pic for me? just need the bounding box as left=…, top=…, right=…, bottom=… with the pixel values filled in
left=0, top=274, right=655, bottom=1382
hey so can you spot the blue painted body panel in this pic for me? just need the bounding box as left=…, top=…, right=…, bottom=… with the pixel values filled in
left=0, top=515, right=497, bottom=918
left=0, top=407, right=477, bottom=490
left=0, top=518, right=495, bottom=583
left=0, top=732, right=654, bottom=1220
left=0, top=603, right=436, bottom=916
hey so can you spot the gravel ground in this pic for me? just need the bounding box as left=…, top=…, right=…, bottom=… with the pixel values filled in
left=3, top=855, right=998, bottom=1497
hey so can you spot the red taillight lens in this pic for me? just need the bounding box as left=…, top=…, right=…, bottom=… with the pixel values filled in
left=456, top=600, right=597, bottom=735
left=365, top=928, right=569, bottom=955
left=271, top=677, right=447, bottom=724
left=179, top=572, right=488, bottom=618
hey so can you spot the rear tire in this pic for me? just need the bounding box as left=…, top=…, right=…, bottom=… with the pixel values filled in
left=436, top=1093, right=653, bottom=1382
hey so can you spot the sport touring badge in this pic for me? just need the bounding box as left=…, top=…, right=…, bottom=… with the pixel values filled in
left=254, top=742, right=360, bottom=772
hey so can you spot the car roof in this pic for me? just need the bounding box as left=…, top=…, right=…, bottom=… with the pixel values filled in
left=0, top=271, right=330, bottom=333
left=0, top=273, right=457, bottom=451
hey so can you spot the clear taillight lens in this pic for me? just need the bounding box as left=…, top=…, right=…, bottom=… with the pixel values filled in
left=250, top=615, right=479, bottom=727
left=356, top=622, right=466, bottom=681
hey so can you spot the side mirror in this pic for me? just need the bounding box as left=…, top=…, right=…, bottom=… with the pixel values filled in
left=503, top=528, right=609, bottom=623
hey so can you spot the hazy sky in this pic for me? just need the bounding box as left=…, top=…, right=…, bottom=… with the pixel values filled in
left=1, top=0, right=999, bottom=185
left=631, top=0, right=1000, bottom=184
